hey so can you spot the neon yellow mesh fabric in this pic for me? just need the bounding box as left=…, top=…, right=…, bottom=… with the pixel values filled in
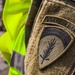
left=0, top=0, right=31, bottom=75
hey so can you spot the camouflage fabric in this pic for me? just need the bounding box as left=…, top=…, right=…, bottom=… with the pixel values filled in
left=25, top=0, right=75, bottom=75
left=25, top=0, right=42, bottom=46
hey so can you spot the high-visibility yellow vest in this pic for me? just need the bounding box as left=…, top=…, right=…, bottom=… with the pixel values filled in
left=0, top=0, right=31, bottom=75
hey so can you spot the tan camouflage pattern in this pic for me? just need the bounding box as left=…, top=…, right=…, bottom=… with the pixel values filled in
left=25, top=0, right=75, bottom=75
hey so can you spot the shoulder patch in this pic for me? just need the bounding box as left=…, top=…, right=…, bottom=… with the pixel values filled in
left=42, top=15, right=75, bottom=37
left=39, top=26, right=74, bottom=69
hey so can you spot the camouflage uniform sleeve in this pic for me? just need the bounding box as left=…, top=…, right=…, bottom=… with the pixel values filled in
left=25, top=0, right=42, bottom=46
left=25, top=0, right=75, bottom=75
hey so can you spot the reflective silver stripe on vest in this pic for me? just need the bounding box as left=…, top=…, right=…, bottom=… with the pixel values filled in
left=10, top=51, right=25, bottom=75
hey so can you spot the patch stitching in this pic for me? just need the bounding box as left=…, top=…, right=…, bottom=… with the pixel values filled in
left=39, top=26, right=74, bottom=69
left=42, top=15, right=75, bottom=37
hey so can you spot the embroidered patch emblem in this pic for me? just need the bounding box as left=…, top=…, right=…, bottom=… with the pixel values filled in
left=39, top=26, right=74, bottom=69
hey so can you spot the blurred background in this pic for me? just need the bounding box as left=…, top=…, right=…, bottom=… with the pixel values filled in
left=0, top=0, right=9, bottom=75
